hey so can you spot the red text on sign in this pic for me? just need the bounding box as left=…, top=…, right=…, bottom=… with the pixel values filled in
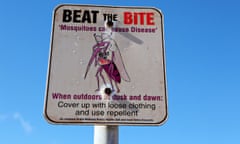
left=123, top=12, right=155, bottom=25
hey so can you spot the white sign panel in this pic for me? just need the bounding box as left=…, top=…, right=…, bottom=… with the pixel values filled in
left=44, top=4, right=167, bottom=125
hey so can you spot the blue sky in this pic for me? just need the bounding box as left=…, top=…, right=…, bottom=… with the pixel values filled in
left=1, top=0, right=240, bottom=144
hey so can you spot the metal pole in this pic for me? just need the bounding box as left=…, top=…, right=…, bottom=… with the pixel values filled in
left=94, top=125, right=119, bottom=144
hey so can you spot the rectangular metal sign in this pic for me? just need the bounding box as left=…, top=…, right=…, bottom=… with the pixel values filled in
left=44, top=4, right=167, bottom=125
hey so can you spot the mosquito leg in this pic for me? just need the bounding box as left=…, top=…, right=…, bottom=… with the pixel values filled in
left=99, top=70, right=106, bottom=85
left=114, top=81, right=120, bottom=93
left=107, top=63, right=115, bottom=91
left=95, top=70, right=101, bottom=92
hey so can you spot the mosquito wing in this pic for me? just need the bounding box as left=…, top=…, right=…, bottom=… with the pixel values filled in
left=111, top=39, right=131, bottom=82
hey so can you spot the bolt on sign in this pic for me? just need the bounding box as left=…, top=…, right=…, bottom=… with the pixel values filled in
left=44, top=4, right=168, bottom=125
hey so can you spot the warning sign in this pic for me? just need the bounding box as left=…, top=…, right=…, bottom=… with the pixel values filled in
left=44, top=4, right=167, bottom=125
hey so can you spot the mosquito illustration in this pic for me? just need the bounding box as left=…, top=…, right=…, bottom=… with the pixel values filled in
left=84, top=32, right=130, bottom=93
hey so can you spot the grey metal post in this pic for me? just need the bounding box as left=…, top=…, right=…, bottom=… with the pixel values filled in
left=94, top=125, right=119, bottom=144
